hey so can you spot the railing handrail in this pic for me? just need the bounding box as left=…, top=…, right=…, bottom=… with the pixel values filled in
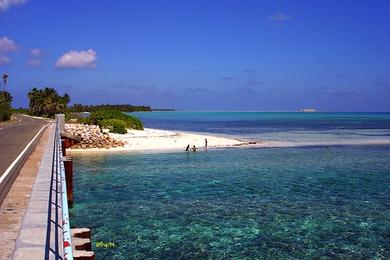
left=55, top=117, right=74, bottom=260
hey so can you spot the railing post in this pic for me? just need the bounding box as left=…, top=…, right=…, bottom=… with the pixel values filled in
left=63, top=156, right=73, bottom=207
left=56, top=114, right=65, bottom=133
left=61, top=139, right=66, bottom=156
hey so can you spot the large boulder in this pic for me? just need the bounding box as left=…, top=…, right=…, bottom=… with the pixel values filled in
left=65, top=123, right=126, bottom=149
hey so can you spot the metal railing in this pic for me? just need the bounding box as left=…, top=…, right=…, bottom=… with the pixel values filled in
left=56, top=121, right=74, bottom=260
left=45, top=116, right=73, bottom=260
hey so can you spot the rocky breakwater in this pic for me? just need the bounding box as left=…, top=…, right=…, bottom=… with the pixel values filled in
left=65, top=123, right=126, bottom=149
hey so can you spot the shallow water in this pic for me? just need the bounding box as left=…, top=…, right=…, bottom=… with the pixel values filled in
left=130, top=112, right=390, bottom=146
left=70, top=146, right=390, bottom=259
left=130, top=111, right=390, bottom=133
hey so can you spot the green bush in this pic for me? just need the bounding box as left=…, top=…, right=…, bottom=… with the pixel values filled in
left=77, top=117, right=89, bottom=124
left=82, top=109, right=144, bottom=130
left=12, top=108, right=29, bottom=115
left=100, top=119, right=128, bottom=134
left=0, top=105, right=12, bottom=121
left=0, top=91, right=13, bottom=122
left=64, top=111, right=85, bottom=121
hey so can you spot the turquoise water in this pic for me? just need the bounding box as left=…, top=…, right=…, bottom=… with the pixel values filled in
left=130, top=112, right=390, bottom=133
left=70, top=112, right=390, bottom=258
left=130, top=112, right=390, bottom=146
left=70, top=146, right=390, bottom=259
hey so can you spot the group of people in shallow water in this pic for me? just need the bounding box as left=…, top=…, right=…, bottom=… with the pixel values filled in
left=185, top=138, right=208, bottom=152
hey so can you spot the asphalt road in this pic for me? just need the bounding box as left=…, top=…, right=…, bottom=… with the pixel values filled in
left=0, top=114, right=49, bottom=177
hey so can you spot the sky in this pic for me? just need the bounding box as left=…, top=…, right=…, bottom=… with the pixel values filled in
left=0, top=0, right=389, bottom=111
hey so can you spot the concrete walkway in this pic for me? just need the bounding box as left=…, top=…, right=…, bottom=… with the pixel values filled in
left=14, top=123, right=63, bottom=259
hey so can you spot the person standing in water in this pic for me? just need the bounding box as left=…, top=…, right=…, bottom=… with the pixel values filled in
left=185, top=144, right=190, bottom=151
left=192, top=145, right=197, bottom=152
left=205, top=138, right=208, bottom=148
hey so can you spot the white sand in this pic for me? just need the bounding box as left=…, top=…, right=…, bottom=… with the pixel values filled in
left=68, top=128, right=251, bottom=153
left=67, top=127, right=390, bottom=154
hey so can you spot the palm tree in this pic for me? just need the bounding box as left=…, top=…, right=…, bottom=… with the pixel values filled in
left=27, top=87, right=70, bottom=117
left=0, top=90, right=12, bottom=121
left=2, top=74, right=8, bottom=92
left=28, top=88, right=41, bottom=115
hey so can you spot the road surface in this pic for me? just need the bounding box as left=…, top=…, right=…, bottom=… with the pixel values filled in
left=0, top=114, right=48, bottom=177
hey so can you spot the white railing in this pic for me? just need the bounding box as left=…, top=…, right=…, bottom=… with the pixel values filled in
left=55, top=119, right=74, bottom=260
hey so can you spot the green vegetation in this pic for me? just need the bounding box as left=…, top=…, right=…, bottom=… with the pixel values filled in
left=28, top=87, right=70, bottom=118
left=0, top=91, right=13, bottom=121
left=12, top=108, right=29, bottom=114
left=100, top=119, right=128, bottom=134
left=80, top=109, right=144, bottom=133
left=69, top=104, right=151, bottom=113
left=2, top=85, right=145, bottom=134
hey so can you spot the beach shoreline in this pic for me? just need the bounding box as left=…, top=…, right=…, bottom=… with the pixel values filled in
left=64, top=124, right=390, bottom=154
left=66, top=126, right=390, bottom=154
left=67, top=127, right=256, bottom=153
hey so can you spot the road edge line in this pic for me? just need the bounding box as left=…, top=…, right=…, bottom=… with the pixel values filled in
left=0, top=123, right=50, bottom=205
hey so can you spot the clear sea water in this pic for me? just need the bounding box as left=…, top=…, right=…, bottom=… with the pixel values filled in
left=130, top=112, right=390, bottom=146
left=70, top=112, right=390, bottom=259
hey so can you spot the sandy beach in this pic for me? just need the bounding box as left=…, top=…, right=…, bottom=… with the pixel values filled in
left=66, top=126, right=390, bottom=154
left=67, top=128, right=252, bottom=153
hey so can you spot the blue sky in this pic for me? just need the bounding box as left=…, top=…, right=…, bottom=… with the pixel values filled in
left=1, top=0, right=389, bottom=111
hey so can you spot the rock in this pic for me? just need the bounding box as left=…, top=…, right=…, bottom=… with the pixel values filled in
left=65, top=123, right=125, bottom=150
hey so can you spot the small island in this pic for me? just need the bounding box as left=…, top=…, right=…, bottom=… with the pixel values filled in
left=298, top=108, right=317, bottom=112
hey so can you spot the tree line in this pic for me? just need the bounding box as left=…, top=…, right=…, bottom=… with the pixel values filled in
left=28, top=87, right=70, bottom=117
left=1, top=85, right=160, bottom=122
left=0, top=91, right=12, bottom=121
left=0, top=73, right=12, bottom=121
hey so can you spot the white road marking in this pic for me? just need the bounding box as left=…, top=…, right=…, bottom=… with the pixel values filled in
left=0, top=124, right=49, bottom=184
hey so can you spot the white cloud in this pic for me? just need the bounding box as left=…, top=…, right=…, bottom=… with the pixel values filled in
left=55, top=49, right=97, bottom=69
left=268, top=13, right=293, bottom=22
left=0, top=54, right=11, bottom=65
left=0, top=36, right=18, bottom=53
left=27, top=48, right=43, bottom=67
left=0, top=0, right=26, bottom=12
left=30, top=48, right=43, bottom=57
left=0, top=36, right=18, bottom=66
left=27, top=59, right=42, bottom=67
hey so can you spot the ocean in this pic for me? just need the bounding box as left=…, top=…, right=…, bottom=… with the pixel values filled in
left=70, top=112, right=390, bottom=259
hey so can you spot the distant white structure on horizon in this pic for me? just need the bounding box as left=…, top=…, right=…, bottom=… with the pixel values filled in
left=298, top=108, right=317, bottom=112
